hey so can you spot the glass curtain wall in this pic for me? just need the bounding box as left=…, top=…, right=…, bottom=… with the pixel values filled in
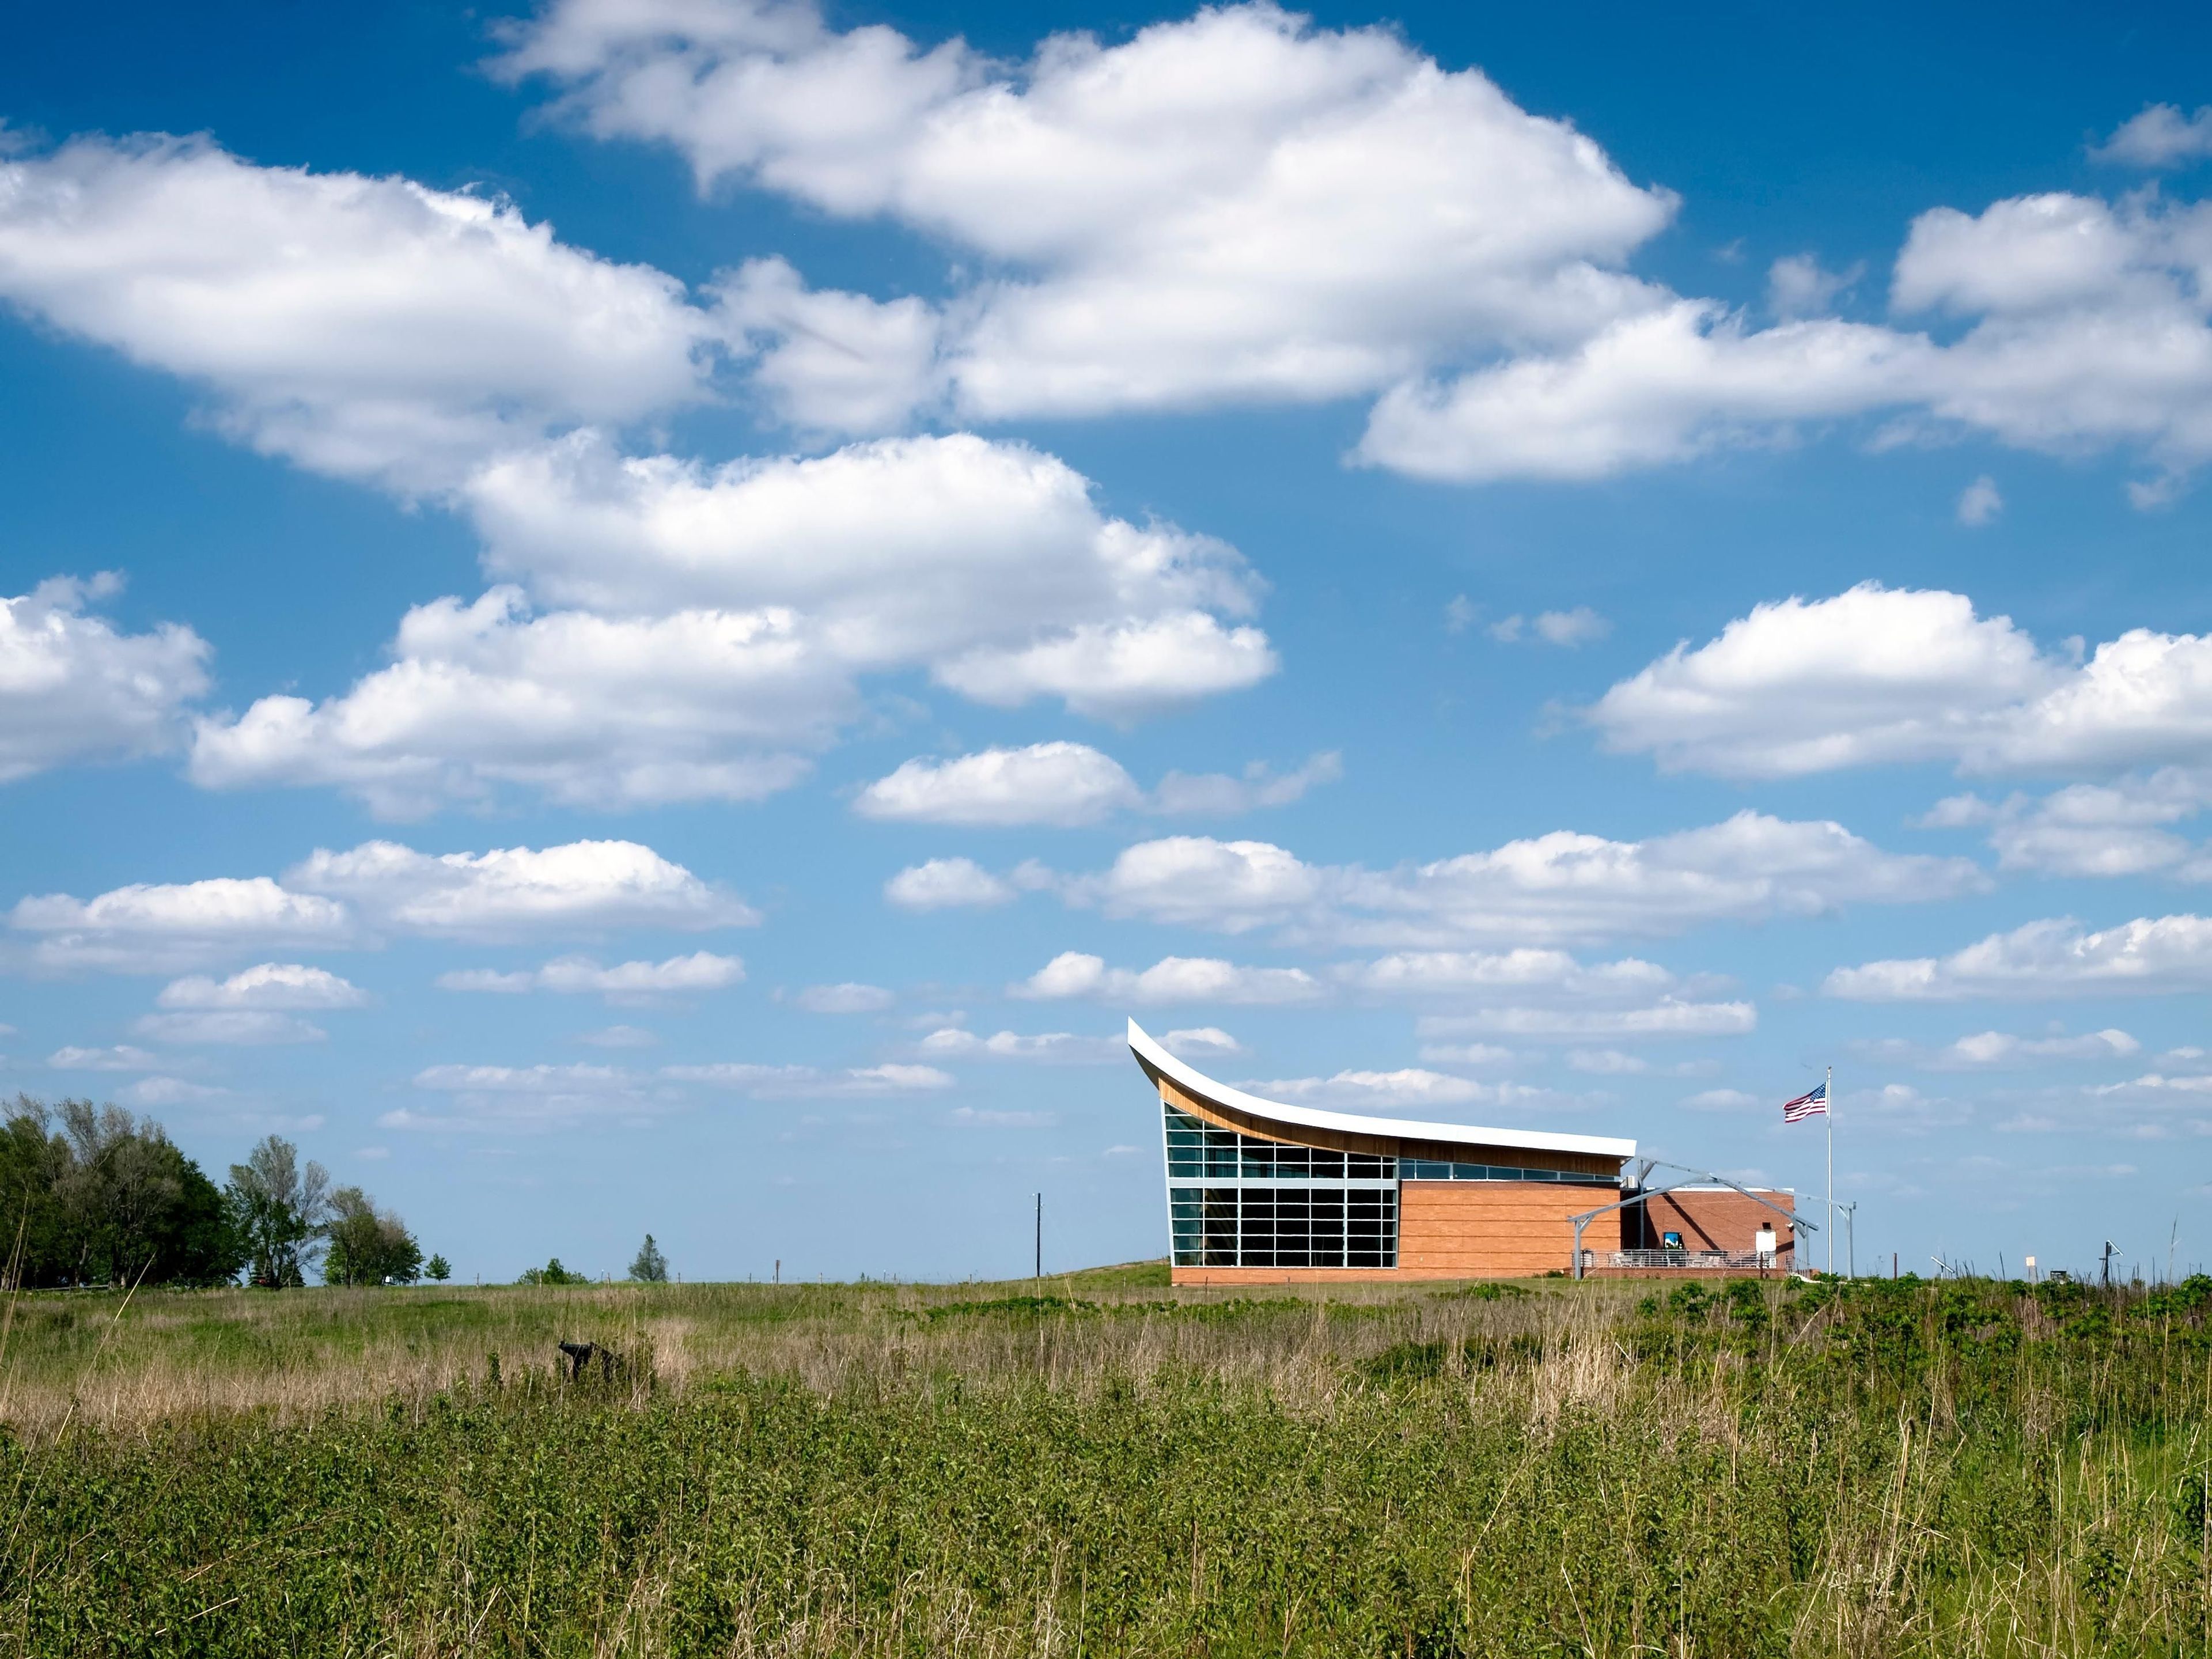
left=1162, top=1103, right=1397, bottom=1268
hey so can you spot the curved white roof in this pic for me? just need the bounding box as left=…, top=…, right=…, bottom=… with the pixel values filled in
left=1128, top=1019, right=1635, bottom=1160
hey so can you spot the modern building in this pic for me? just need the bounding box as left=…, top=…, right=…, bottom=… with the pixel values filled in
left=1130, top=1020, right=1794, bottom=1282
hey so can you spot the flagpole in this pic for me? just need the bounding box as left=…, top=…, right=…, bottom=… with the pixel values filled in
left=1825, top=1063, right=1834, bottom=1277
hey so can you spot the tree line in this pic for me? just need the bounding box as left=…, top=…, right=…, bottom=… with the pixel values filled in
left=0, top=1096, right=445, bottom=1289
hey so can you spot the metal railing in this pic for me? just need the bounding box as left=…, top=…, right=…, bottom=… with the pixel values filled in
left=1608, top=1248, right=1781, bottom=1271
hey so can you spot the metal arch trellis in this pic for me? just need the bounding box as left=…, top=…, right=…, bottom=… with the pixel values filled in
left=1566, top=1158, right=1817, bottom=1280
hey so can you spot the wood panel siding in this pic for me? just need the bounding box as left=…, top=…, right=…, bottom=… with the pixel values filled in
left=1152, top=1075, right=1624, bottom=1178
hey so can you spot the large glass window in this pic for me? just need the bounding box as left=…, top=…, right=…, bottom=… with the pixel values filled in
left=1163, top=1105, right=1394, bottom=1181
left=1399, top=1159, right=1611, bottom=1183
left=1164, top=1104, right=1396, bottom=1268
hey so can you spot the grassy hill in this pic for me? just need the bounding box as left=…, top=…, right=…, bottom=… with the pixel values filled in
left=1, top=1271, right=2207, bottom=1654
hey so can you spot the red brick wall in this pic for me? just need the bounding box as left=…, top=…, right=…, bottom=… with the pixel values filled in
left=1629, top=1188, right=1793, bottom=1259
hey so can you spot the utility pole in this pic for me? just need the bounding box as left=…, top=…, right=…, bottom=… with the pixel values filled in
left=2101, top=1240, right=2118, bottom=1290
left=1034, top=1192, right=1043, bottom=1282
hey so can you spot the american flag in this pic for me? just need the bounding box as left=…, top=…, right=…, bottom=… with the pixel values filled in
left=1782, top=1081, right=1828, bottom=1123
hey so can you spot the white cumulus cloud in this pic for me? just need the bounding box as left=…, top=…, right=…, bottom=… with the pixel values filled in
left=438, top=951, right=744, bottom=1001
left=0, top=575, right=210, bottom=782
left=2092, top=105, right=2212, bottom=169
left=9, top=877, right=350, bottom=974
left=498, top=0, right=1675, bottom=431
left=883, top=857, right=1015, bottom=911
left=793, top=982, right=894, bottom=1013
left=1048, top=812, right=1980, bottom=946
left=0, top=135, right=717, bottom=488
left=1010, top=950, right=1323, bottom=1005
left=191, top=434, right=1274, bottom=812
left=1357, top=189, right=2212, bottom=496
left=284, top=839, right=755, bottom=939
left=916, top=1028, right=1120, bottom=1063
left=1826, top=914, right=2212, bottom=1001
left=1590, top=583, right=2212, bottom=783
left=855, top=742, right=1141, bottom=827
left=156, top=963, right=368, bottom=1010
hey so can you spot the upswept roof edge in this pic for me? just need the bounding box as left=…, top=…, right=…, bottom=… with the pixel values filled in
left=1127, top=1019, right=1637, bottom=1160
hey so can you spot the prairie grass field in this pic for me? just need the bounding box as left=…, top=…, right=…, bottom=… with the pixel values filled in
left=2, top=1266, right=2210, bottom=1656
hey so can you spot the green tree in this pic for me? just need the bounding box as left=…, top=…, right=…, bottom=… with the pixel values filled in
left=518, top=1257, right=588, bottom=1286
left=225, top=1135, right=330, bottom=1288
left=322, top=1186, right=424, bottom=1286
left=0, top=1098, right=73, bottom=1285
left=0, top=1097, right=238, bottom=1287
left=628, top=1233, right=669, bottom=1283
left=423, top=1253, right=452, bottom=1282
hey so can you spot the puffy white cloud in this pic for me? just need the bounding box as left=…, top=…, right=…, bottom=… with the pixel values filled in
left=1245, top=1070, right=1543, bottom=1109
left=2093, top=105, right=2212, bottom=168
left=189, top=591, right=825, bottom=815
left=285, top=839, right=755, bottom=939
left=193, top=435, right=1274, bottom=811
left=1589, top=584, right=2212, bottom=782
left=793, top=982, right=894, bottom=1013
left=438, top=951, right=744, bottom=999
left=1930, top=774, right=2212, bottom=880
left=157, top=963, right=368, bottom=1010
left=499, top=0, right=1675, bottom=429
left=916, top=1027, right=1120, bottom=1063
left=9, top=877, right=350, bottom=974
left=884, top=857, right=1016, bottom=911
left=0, top=575, right=210, bottom=782
left=856, top=742, right=1140, bottom=827
left=1956, top=475, right=2003, bottom=526
left=1162, top=1026, right=1241, bottom=1055
left=1767, top=253, right=1861, bottom=320
left=463, top=434, right=1259, bottom=643
left=132, top=1010, right=327, bottom=1046
left=0, top=135, right=715, bottom=488
left=858, top=742, right=1336, bottom=827
left=1417, top=1001, right=1756, bottom=1040
left=1054, top=812, right=1979, bottom=946
left=1592, top=584, right=2053, bottom=778
left=1360, top=189, right=2212, bottom=492
left=1826, top=914, right=2212, bottom=1001
left=1356, top=301, right=1927, bottom=481
left=1010, top=950, right=1322, bottom=1005
left=47, top=1044, right=160, bottom=1071
left=661, top=1060, right=952, bottom=1095
left=9, top=836, right=748, bottom=974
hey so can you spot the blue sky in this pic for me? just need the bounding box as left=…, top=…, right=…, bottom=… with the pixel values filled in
left=5, top=0, right=2212, bottom=1283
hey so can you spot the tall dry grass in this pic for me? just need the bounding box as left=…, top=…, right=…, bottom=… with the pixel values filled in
left=0, top=1268, right=1631, bottom=1438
